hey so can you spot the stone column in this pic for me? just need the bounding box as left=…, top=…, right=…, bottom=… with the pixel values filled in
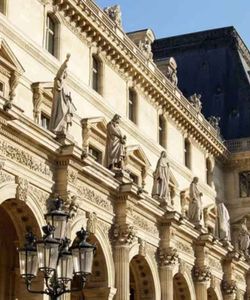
left=114, top=244, right=130, bottom=300
left=222, top=280, right=237, bottom=300
left=158, top=247, right=179, bottom=300
left=159, top=265, right=174, bottom=300
left=111, top=224, right=136, bottom=300
left=193, top=265, right=211, bottom=300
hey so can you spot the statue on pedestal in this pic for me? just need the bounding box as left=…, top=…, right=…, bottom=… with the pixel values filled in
left=188, top=177, right=203, bottom=226
left=152, top=151, right=170, bottom=205
left=217, top=202, right=231, bottom=241
left=50, top=54, right=76, bottom=135
left=238, top=217, right=250, bottom=256
left=105, top=114, right=126, bottom=171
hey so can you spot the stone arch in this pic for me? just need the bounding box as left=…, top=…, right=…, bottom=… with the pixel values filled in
left=129, top=252, right=159, bottom=300
left=173, top=271, right=196, bottom=300
left=0, top=184, right=42, bottom=300
left=70, top=219, right=115, bottom=299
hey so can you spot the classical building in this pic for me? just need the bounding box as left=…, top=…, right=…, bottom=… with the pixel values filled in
left=0, top=1, right=250, bottom=300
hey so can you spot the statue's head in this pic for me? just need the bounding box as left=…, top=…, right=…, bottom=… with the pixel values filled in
left=193, top=177, right=199, bottom=184
left=160, top=151, right=167, bottom=158
left=112, top=114, right=121, bottom=124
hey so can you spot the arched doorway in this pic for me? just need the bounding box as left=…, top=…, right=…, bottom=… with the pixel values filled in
left=129, top=255, right=156, bottom=300
left=0, top=198, right=42, bottom=300
left=207, top=287, right=219, bottom=300
left=71, top=234, right=110, bottom=300
left=173, top=273, right=192, bottom=300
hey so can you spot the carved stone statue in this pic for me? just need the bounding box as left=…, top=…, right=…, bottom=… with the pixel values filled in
left=152, top=151, right=170, bottom=205
left=139, top=38, right=153, bottom=60
left=239, top=171, right=250, bottom=198
left=50, top=54, right=76, bottom=135
left=217, top=202, right=231, bottom=241
left=86, top=212, right=97, bottom=235
left=238, top=217, right=250, bottom=256
left=104, top=5, right=122, bottom=27
left=165, top=57, right=178, bottom=86
left=208, top=116, right=221, bottom=135
left=189, top=93, right=202, bottom=112
left=105, top=114, right=126, bottom=170
left=188, top=177, right=203, bottom=226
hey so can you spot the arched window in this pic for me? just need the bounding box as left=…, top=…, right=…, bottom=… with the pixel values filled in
left=45, top=14, right=58, bottom=57
left=92, top=55, right=101, bottom=93
left=128, top=88, right=137, bottom=123
left=0, top=1, right=7, bottom=15
left=184, top=138, right=191, bottom=169
left=158, top=114, right=166, bottom=147
left=206, top=158, right=213, bottom=186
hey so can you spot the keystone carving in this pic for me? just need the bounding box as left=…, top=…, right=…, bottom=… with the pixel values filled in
left=86, top=212, right=97, bottom=235
left=193, top=265, right=211, bottom=282
left=110, top=224, right=136, bottom=245
left=158, top=247, right=179, bottom=266
left=138, top=238, right=147, bottom=257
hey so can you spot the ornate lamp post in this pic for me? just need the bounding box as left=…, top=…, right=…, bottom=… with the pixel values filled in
left=18, top=197, right=96, bottom=300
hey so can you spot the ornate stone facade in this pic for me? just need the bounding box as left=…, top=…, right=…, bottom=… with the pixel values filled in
left=0, top=1, right=249, bottom=300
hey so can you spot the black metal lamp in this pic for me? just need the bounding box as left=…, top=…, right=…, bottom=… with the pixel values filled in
left=18, top=230, right=38, bottom=280
left=45, top=197, right=69, bottom=240
left=71, top=227, right=96, bottom=276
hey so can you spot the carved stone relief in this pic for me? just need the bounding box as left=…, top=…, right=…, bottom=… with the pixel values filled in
left=239, top=171, right=250, bottom=197
left=29, top=185, right=49, bottom=213
left=16, top=177, right=29, bottom=201
left=158, top=247, right=179, bottom=266
left=110, top=224, right=136, bottom=245
left=86, top=212, right=97, bottom=234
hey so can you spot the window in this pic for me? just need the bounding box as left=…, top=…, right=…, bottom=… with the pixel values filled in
left=128, top=89, right=137, bottom=123
left=89, top=146, right=102, bottom=164
left=0, top=81, right=4, bottom=97
left=92, top=56, right=100, bottom=93
left=206, top=158, right=213, bottom=186
left=0, top=1, right=6, bottom=15
left=130, top=173, right=139, bottom=185
left=46, top=15, right=56, bottom=56
left=158, top=114, right=166, bottom=147
left=184, top=138, right=191, bottom=169
left=40, top=113, right=50, bottom=130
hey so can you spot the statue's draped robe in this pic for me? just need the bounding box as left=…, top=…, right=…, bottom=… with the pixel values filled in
left=152, top=157, right=170, bottom=200
left=217, top=203, right=231, bottom=240
left=239, top=221, right=250, bottom=251
left=188, top=182, right=202, bottom=223
left=105, top=121, right=125, bottom=168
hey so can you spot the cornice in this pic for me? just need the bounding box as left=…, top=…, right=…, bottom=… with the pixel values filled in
left=53, top=0, right=228, bottom=159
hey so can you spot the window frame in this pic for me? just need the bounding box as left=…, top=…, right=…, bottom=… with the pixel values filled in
left=128, top=88, right=137, bottom=124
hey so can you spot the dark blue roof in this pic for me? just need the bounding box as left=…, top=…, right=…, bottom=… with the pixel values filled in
left=152, top=27, right=250, bottom=140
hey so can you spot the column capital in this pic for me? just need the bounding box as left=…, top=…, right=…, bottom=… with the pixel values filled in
left=193, top=265, right=211, bottom=282
left=158, top=247, right=179, bottom=267
left=222, top=280, right=237, bottom=295
left=110, top=223, right=137, bottom=246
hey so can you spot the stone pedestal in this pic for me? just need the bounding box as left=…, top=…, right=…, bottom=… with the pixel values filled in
left=159, top=265, right=174, bottom=300
left=114, top=245, right=130, bottom=300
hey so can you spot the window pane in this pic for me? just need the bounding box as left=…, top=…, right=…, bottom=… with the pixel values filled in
left=92, top=57, right=99, bottom=92
left=0, top=82, right=4, bottom=97
left=159, top=115, right=165, bottom=146
left=46, top=15, right=55, bottom=56
left=128, top=89, right=136, bottom=123
left=41, top=114, right=50, bottom=130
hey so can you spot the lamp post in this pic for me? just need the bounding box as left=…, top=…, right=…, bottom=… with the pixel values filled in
left=18, top=197, right=96, bottom=300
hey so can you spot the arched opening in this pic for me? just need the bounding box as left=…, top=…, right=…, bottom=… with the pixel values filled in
left=173, top=273, right=191, bottom=300
left=129, top=255, right=156, bottom=300
left=207, top=287, right=219, bottom=300
left=0, top=198, right=42, bottom=300
left=71, top=234, right=109, bottom=300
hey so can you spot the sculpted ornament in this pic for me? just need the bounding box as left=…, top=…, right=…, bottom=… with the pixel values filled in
left=217, top=202, right=231, bottom=241
left=222, top=280, right=237, bottom=295
left=105, top=114, right=127, bottom=171
left=63, top=192, right=79, bottom=219
left=138, top=238, right=147, bottom=257
left=50, top=54, right=76, bottom=135
left=208, top=116, right=221, bottom=136
left=165, top=57, right=178, bottom=86
left=16, top=177, right=29, bottom=201
left=239, top=171, right=250, bottom=198
left=104, top=5, right=122, bottom=27
left=110, top=224, right=136, bottom=245
left=238, top=217, right=250, bottom=256
left=193, top=265, right=211, bottom=282
left=158, top=247, right=179, bottom=266
left=86, top=212, right=97, bottom=235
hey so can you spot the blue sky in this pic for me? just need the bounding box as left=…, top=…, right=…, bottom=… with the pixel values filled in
left=95, top=0, right=250, bottom=48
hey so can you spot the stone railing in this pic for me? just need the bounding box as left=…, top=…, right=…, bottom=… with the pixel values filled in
left=225, top=138, right=250, bottom=153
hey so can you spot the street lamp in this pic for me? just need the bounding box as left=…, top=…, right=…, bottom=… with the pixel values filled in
left=18, top=197, right=96, bottom=300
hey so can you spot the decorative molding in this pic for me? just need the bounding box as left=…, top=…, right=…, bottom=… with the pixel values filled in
left=16, top=176, right=29, bottom=201
left=67, top=167, right=78, bottom=185
left=29, top=185, right=49, bottom=213
left=175, top=240, right=193, bottom=255
left=132, top=212, right=158, bottom=235
left=222, top=280, right=237, bottom=295
left=208, top=257, right=222, bottom=272
left=0, top=140, right=52, bottom=177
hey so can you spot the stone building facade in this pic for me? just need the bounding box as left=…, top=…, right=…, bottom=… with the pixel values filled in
left=0, top=1, right=249, bottom=300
